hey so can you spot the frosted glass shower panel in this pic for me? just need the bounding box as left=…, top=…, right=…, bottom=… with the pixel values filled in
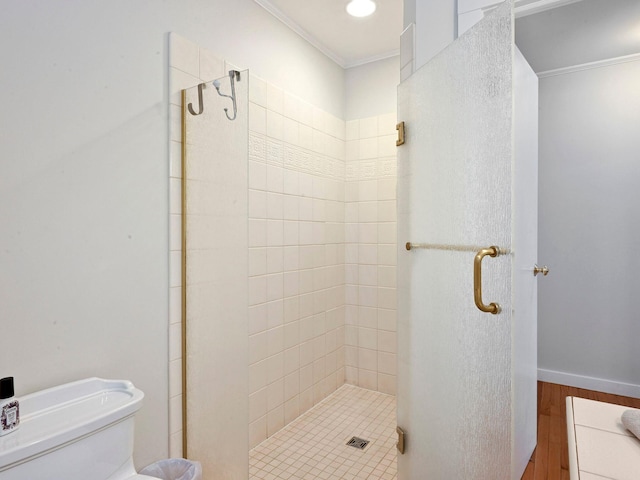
left=397, top=1, right=523, bottom=478
left=183, top=70, right=249, bottom=480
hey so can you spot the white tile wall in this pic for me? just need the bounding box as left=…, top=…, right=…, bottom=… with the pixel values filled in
left=344, top=114, right=398, bottom=395
left=247, top=73, right=348, bottom=448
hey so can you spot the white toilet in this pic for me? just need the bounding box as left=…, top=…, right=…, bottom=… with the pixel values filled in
left=0, top=377, right=159, bottom=480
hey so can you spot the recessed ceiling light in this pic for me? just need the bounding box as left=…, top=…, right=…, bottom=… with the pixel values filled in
left=346, top=0, right=376, bottom=18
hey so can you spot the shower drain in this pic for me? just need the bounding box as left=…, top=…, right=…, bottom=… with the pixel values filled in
left=346, top=436, right=370, bottom=450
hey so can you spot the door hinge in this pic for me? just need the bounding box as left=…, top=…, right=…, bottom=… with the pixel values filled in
left=396, top=426, right=405, bottom=454
left=396, top=122, right=405, bottom=146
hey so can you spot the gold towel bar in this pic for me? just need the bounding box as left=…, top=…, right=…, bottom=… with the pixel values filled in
left=405, top=242, right=510, bottom=254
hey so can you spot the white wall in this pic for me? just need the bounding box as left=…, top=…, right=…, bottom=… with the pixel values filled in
left=403, top=0, right=457, bottom=71
left=538, top=59, right=640, bottom=395
left=0, top=0, right=344, bottom=469
left=345, top=56, right=400, bottom=120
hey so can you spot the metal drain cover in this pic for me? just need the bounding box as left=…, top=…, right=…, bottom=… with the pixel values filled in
left=346, top=436, right=370, bottom=449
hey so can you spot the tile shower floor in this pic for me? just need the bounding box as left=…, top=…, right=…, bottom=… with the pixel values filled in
left=249, top=385, right=397, bottom=480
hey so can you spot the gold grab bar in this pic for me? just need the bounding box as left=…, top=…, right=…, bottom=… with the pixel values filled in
left=474, top=246, right=501, bottom=314
left=405, top=242, right=506, bottom=315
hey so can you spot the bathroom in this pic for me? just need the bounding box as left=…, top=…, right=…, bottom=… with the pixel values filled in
left=1, top=0, right=639, bottom=479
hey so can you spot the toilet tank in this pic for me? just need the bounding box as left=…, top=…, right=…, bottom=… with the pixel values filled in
left=0, top=378, right=144, bottom=480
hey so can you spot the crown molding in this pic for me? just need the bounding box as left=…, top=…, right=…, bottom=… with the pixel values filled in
left=254, top=0, right=347, bottom=67
left=458, top=0, right=586, bottom=17
left=254, top=0, right=398, bottom=69
left=344, top=49, right=400, bottom=69
left=515, top=0, right=586, bottom=17
left=537, top=52, right=640, bottom=78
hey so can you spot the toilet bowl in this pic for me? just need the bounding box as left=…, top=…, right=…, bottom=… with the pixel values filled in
left=0, top=378, right=158, bottom=480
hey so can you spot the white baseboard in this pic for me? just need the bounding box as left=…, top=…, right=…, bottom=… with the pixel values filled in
left=538, top=369, right=640, bottom=398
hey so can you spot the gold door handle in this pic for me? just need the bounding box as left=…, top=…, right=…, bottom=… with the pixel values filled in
left=474, top=246, right=501, bottom=314
left=533, top=264, right=549, bottom=276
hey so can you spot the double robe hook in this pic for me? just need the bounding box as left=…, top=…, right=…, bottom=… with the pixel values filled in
left=214, top=70, right=240, bottom=121
left=186, top=70, right=240, bottom=121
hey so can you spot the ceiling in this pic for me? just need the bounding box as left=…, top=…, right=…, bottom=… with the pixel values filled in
left=254, top=0, right=403, bottom=68
left=254, top=0, right=640, bottom=72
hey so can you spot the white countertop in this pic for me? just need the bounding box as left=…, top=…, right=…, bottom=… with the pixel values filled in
left=566, top=396, right=640, bottom=479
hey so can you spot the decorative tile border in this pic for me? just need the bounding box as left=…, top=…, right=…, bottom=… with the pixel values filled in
left=250, top=131, right=346, bottom=181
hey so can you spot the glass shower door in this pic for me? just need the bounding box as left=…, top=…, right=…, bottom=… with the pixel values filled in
left=396, top=1, right=537, bottom=478
left=183, top=69, right=249, bottom=479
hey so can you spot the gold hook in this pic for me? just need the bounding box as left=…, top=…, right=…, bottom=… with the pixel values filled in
left=474, top=246, right=501, bottom=314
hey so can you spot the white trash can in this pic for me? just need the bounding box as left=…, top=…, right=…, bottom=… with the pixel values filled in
left=140, top=458, right=202, bottom=480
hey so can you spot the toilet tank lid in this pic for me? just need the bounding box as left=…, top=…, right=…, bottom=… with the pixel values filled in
left=0, top=377, right=144, bottom=470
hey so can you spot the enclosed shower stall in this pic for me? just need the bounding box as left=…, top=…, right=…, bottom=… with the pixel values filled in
left=170, top=31, right=399, bottom=479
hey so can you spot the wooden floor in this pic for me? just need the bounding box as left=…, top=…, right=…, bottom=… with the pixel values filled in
left=521, top=381, right=640, bottom=479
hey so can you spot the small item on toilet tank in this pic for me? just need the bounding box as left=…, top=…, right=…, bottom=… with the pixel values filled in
left=0, top=377, right=19, bottom=436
